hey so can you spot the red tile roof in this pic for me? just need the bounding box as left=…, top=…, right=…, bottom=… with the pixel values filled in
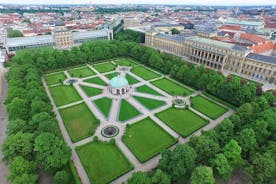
left=240, top=33, right=267, bottom=44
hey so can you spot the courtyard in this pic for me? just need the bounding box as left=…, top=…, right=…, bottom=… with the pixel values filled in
left=43, top=58, right=233, bottom=184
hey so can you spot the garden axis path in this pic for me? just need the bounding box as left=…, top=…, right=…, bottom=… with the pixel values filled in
left=43, top=63, right=235, bottom=184
left=0, top=67, right=10, bottom=184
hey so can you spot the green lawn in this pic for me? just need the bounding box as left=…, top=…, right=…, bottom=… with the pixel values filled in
left=133, top=96, right=166, bottom=110
left=45, top=72, right=67, bottom=85
left=105, top=72, right=119, bottom=80
left=156, top=108, right=208, bottom=137
left=80, top=85, right=102, bottom=97
left=49, top=85, right=82, bottom=107
left=59, top=103, right=99, bottom=142
left=68, top=67, right=95, bottom=78
left=76, top=141, right=133, bottom=184
left=125, top=74, right=139, bottom=85
left=93, top=97, right=113, bottom=118
left=190, top=95, right=228, bottom=119
left=93, top=62, right=116, bottom=73
left=131, top=66, right=161, bottom=80
left=151, top=78, right=193, bottom=96
left=115, top=58, right=137, bottom=66
left=118, top=99, right=141, bottom=122
left=135, top=85, right=163, bottom=96
left=83, top=77, right=107, bottom=86
left=122, top=117, right=177, bottom=162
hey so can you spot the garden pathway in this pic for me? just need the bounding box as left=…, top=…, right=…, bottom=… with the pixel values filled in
left=43, top=63, right=235, bottom=184
left=0, top=67, right=10, bottom=184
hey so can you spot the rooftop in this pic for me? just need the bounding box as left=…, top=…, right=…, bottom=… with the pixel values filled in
left=155, top=33, right=186, bottom=42
left=186, top=36, right=249, bottom=52
left=247, top=53, right=276, bottom=65
left=72, top=30, right=108, bottom=40
left=6, top=35, right=54, bottom=47
left=6, top=30, right=108, bottom=47
left=224, top=19, right=264, bottom=27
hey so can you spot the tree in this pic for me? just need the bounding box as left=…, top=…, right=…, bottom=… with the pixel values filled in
left=214, top=119, right=234, bottom=146
left=7, top=97, right=29, bottom=120
left=12, top=173, right=38, bottom=184
left=236, top=103, right=254, bottom=124
left=151, top=169, right=171, bottom=184
left=250, top=153, right=276, bottom=184
left=34, top=133, right=71, bottom=172
left=31, top=100, right=52, bottom=116
left=211, top=154, right=232, bottom=180
left=189, top=135, right=220, bottom=164
left=223, top=139, right=242, bottom=167
left=253, top=120, right=270, bottom=145
left=191, top=166, right=215, bottom=184
left=171, top=28, right=180, bottom=35
left=54, top=170, right=70, bottom=184
left=229, top=114, right=241, bottom=130
left=7, top=119, right=28, bottom=135
left=255, top=96, right=269, bottom=111
left=237, top=128, right=256, bottom=157
left=159, top=144, right=197, bottom=181
left=2, top=132, right=34, bottom=163
left=8, top=156, right=37, bottom=182
left=127, top=172, right=151, bottom=184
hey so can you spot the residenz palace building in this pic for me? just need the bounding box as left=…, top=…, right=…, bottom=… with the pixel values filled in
left=145, top=24, right=276, bottom=86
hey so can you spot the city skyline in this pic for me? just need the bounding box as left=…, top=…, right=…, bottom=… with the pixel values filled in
left=0, top=0, right=275, bottom=6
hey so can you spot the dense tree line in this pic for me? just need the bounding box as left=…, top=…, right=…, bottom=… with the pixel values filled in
left=3, top=57, right=71, bottom=183
left=115, top=29, right=145, bottom=43
left=0, top=8, right=70, bottom=15
left=4, top=39, right=275, bottom=183
left=94, top=7, right=149, bottom=14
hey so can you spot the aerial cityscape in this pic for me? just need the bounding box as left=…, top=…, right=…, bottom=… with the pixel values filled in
left=0, top=1, right=276, bottom=184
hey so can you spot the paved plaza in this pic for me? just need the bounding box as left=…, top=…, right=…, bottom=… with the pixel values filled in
left=43, top=59, right=234, bottom=184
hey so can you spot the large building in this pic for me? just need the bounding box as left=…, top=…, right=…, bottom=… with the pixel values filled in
left=145, top=26, right=276, bottom=85
left=53, top=19, right=74, bottom=49
left=3, top=19, right=114, bottom=54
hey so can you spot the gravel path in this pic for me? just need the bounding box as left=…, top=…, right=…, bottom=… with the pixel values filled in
left=43, top=63, right=235, bottom=184
left=0, top=67, right=10, bottom=184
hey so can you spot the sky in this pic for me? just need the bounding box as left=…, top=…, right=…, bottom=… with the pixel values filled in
left=0, top=0, right=275, bottom=6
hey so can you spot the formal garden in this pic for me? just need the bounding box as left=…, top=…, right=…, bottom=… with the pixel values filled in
left=42, top=57, right=232, bottom=184
left=5, top=40, right=274, bottom=184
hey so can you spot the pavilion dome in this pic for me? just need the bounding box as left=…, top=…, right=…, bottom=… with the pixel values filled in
left=109, top=76, right=128, bottom=88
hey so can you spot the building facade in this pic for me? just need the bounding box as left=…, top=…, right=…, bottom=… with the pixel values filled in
left=54, top=30, right=74, bottom=49
left=145, top=30, right=276, bottom=85
left=4, top=29, right=112, bottom=53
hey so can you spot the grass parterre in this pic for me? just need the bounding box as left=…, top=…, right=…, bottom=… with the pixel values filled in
left=190, top=95, right=228, bottom=119
left=156, top=108, right=209, bottom=137
left=76, top=141, right=133, bottom=184
left=59, top=103, right=99, bottom=142
left=122, top=117, right=177, bottom=162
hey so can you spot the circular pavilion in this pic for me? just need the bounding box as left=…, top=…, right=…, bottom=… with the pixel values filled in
left=109, top=76, right=130, bottom=95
